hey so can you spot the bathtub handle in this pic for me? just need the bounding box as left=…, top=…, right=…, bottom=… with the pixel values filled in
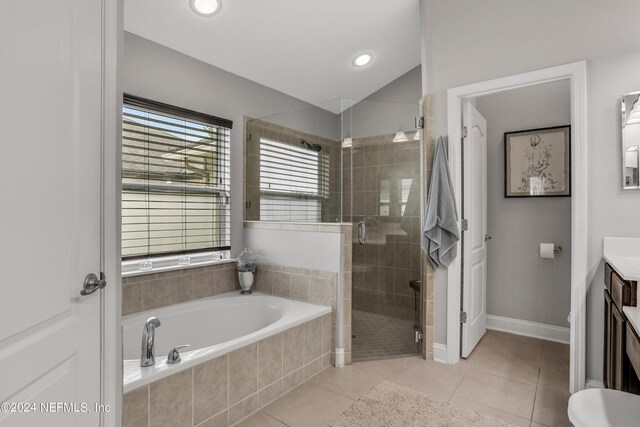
left=166, top=345, right=190, bottom=364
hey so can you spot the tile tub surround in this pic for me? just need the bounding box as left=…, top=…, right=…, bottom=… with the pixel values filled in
left=253, top=263, right=341, bottom=365
left=123, top=314, right=333, bottom=427
left=122, top=261, right=239, bottom=316
left=243, top=221, right=353, bottom=366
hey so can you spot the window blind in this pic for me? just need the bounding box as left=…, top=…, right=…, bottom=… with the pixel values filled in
left=122, top=95, right=231, bottom=259
left=259, top=138, right=329, bottom=222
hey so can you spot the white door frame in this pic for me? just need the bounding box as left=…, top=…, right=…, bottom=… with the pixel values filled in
left=102, top=0, right=123, bottom=425
left=445, top=61, right=588, bottom=394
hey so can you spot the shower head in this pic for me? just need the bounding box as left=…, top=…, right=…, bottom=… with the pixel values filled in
left=300, top=139, right=322, bottom=152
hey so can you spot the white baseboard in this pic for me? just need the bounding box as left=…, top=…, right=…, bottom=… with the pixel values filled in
left=586, top=379, right=604, bottom=389
left=486, top=315, right=570, bottom=344
left=433, top=343, right=448, bottom=364
left=335, top=348, right=345, bottom=367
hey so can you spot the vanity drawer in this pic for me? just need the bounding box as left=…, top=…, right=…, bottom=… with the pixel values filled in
left=626, top=323, right=640, bottom=380
left=605, top=263, right=613, bottom=292
left=611, top=271, right=637, bottom=308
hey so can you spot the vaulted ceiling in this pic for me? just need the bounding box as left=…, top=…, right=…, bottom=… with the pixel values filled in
left=124, top=0, right=421, bottom=113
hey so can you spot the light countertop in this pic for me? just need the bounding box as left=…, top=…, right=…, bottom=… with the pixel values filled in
left=603, top=237, right=640, bottom=282
left=623, top=306, right=640, bottom=336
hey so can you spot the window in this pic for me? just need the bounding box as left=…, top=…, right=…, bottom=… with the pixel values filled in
left=122, top=95, right=231, bottom=268
left=258, top=138, right=329, bottom=222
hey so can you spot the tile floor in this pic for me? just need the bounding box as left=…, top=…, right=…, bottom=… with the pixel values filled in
left=235, top=330, right=571, bottom=427
left=351, top=310, right=418, bottom=361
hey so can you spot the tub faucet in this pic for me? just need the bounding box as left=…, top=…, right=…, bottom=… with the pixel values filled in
left=140, top=316, right=161, bottom=367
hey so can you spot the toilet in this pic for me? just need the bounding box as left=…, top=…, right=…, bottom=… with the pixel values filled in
left=568, top=388, right=640, bottom=427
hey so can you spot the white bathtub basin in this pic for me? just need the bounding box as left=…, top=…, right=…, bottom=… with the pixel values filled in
left=122, top=292, right=331, bottom=392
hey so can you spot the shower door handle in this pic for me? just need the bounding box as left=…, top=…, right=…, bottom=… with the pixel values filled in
left=358, top=221, right=366, bottom=245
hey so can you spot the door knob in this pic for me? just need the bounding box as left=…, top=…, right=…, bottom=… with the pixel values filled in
left=80, top=273, right=107, bottom=296
left=485, top=234, right=492, bottom=242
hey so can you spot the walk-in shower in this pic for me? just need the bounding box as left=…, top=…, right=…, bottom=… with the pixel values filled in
left=244, top=97, right=425, bottom=362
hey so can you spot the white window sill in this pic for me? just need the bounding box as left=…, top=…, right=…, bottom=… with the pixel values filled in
left=122, top=250, right=234, bottom=278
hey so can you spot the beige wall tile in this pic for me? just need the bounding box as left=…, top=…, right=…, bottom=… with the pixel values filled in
left=322, top=314, right=332, bottom=355
left=258, top=334, right=283, bottom=389
left=196, top=411, right=227, bottom=427
left=258, top=380, right=283, bottom=407
left=123, top=386, right=148, bottom=427
left=304, top=318, right=323, bottom=363
left=142, top=278, right=171, bottom=310
left=228, top=394, right=258, bottom=425
left=193, top=270, right=215, bottom=300
left=215, top=268, right=237, bottom=295
left=309, top=277, right=331, bottom=306
left=290, top=274, right=310, bottom=302
left=122, top=283, right=143, bottom=316
left=282, top=368, right=304, bottom=393
left=149, top=369, right=192, bottom=427
left=170, top=275, right=194, bottom=305
left=229, top=344, right=258, bottom=405
left=194, top=355, right=229, bottom=425
left=272, top=272, right=291, bottom=298
left=283, top=325, right=304, bottom=375
left=255, top=269, right=273, bottom=294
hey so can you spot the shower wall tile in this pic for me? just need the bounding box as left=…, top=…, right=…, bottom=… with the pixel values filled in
left=344, top=132, right=423, bottom=324
left=243, top=118, right=342, bottom=222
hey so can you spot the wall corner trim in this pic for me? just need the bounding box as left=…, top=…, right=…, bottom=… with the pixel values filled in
left=433, top=343, right=448, bottom=364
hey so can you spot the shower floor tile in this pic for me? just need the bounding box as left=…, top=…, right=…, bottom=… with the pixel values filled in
left=352, top=309, right=418, bottom=361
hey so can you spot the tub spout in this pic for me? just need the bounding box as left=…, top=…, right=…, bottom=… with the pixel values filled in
left=141, top=316, right=161, bottom=367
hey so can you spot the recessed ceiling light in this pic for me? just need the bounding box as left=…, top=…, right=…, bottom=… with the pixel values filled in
left=353, top=53, right=373, bottom=67
left=191, top=0, right=222, bottom=16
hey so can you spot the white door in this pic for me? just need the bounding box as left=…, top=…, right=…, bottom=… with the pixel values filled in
left=0, top=1, right=105, bottom=425
left=461, top=101, right=488, bottom=358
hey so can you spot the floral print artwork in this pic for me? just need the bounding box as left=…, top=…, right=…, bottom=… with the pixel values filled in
left=506, top=127, right=570, bottom=197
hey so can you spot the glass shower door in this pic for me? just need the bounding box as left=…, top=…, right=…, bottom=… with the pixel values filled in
left=342, top=100, right=423, bottom=361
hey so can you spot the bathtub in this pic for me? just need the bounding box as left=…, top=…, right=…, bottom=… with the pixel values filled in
left=122, top=291, right=331, bottom=393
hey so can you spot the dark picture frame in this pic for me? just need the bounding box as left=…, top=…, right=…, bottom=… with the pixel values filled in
left=504, top=125, right=571, bottom=198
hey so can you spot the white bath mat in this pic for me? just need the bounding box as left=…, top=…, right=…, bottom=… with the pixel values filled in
left=329, top=381, right=520, bottom=427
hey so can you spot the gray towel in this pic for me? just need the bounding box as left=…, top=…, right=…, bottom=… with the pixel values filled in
left=424, top=136, right=460, bottom=268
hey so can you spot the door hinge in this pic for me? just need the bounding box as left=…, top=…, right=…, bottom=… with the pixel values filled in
left=460, top=311, right=467, bottom=323
left=462, top=126, right=468, bottom=138
left=461, top=219, right=468, bottom=231
left=415, top=116, right=425, bottom=130
left=414, top=329, right=423, bottom=343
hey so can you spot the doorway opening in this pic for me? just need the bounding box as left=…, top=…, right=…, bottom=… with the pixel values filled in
left=445, top=62, right=588, bottom=394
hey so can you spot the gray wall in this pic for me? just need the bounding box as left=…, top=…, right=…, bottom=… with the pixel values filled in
left=476, top=80, right=571, bottom=328
left=124, top=32, right=340, bottom=255
left=344, top=66, right=422, bottom=139
left=352, top=66, right=422, bottom=138
left=420, top=0, right=640, bottom=381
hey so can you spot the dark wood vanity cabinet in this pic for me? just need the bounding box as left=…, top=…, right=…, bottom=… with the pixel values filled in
left=604, top=263, right=639, bottom=392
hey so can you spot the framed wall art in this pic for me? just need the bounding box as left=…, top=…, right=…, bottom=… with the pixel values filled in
left=504, top=125, right=571, bottom=197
